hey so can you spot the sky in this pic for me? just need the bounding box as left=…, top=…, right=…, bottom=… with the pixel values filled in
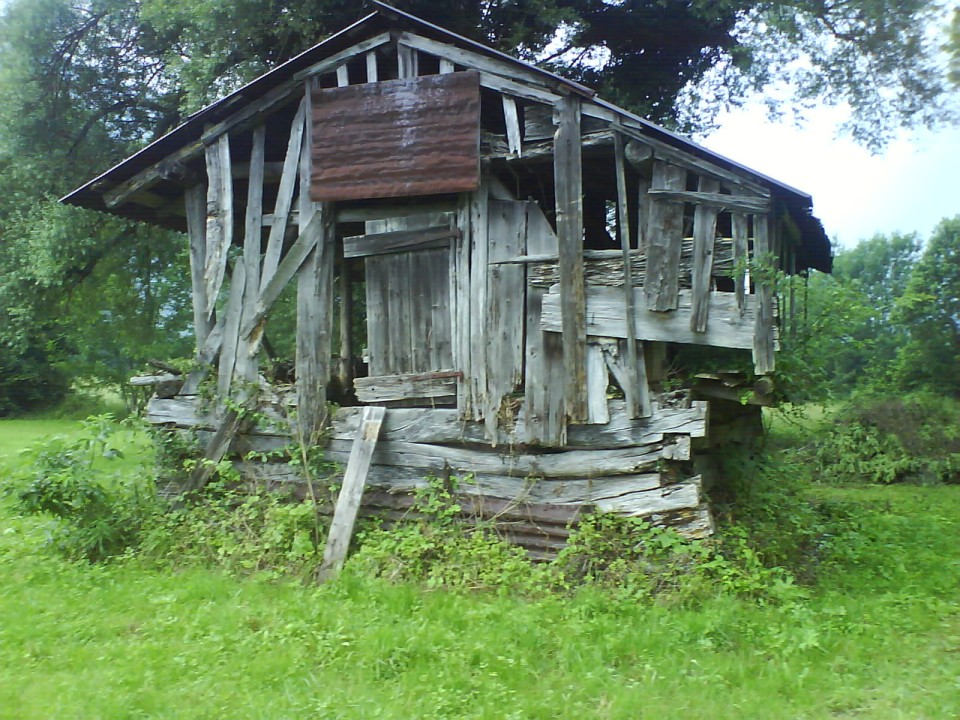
left=699, top=101, right=960, bottom=250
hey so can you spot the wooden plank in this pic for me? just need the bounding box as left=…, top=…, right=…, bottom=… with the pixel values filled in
left=585, top=342, right=609, bottom=424
left=293, top=32, right=392, bottom=81
left=542, top=285, right=766, bottom=350
left=336, top=200, right=458, bottom=223
left=484, top=200, right=527, bottom=440
left=216, top=264, right=246, bottom=402
left=643, top=161, right=686, bottom=311
left=614, top=130, right=645, bottom=418
left=338, top=256, right=354, bottom=391
left=397, top=44, right=418, bottom=79
left=647, top=189, right=770, bottom=213
left=185, top=183, right=213, bottom=350
left=317, top=405, right=386, bottom=582
left=522, top=202, right=565, bottom=446
left=470, top=182, right=490, bottom=419
left=753, top=214, right=776, bottom=374
left=553, top=95, right=587, bottom=423
left=439, top=58, right=455, bottom=74
left=354, top=371, right=458, bottom=404
left=365, top=50, right=378, bottom=83
left=454, top=197, right=471, bottom=415
left=343, top=226, right=458, bottom=258
left=296, top=233, right=334, bottom=444
left=184, top=408, right=244, bottom=493
left=335, top=64, right=349, bottom=87
left=600, top=338, right=652, bottom=417
left=203, top=133, right=233, bottom=319
left=732, top=212, right=749, bottom=317
left=144, top=396, right=708, bottom=449
left=235, top=124, right=266, bottom=385
left=502, top=95, right=522, bottom=157
left=690, top=177, right=721, bottom=333
left=260, top=98, right=307, bottom=292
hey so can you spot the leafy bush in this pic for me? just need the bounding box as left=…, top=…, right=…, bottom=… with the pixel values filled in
left=4, top=414, right=158, bottom=561
left=813, top=394, right=960, bottom=484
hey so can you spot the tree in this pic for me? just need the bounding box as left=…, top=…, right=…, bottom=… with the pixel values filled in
left=894, top=216, right=960, bottom=396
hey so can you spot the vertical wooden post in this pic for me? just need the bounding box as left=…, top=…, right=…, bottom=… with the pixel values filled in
left=185, top=183, right=214, bottom=351
left=690, top=177, right=720, bottom=333
left=339, top=257, right=354, bottom=392
left=732, top=212, right=749, bottom=317
left=644, top=161, right=686, bottom=311
left=753, top=214, right=776, bottom=374
left=297, top=86, right=333, bottom=444
left=234, top=125, right=265, bottom=388
left=613, top=130, right=650, bottom=418
left=553, top=94, right=587, bottom=423
left=203, top=133, right=233, bottom=319
left=469, top=182, right=489, bottom=419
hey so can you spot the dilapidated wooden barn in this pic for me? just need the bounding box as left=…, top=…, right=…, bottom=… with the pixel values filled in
left=63, top=2, right=831, bottom=557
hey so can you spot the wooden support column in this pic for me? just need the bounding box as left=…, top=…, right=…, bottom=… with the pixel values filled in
left=732, top=212, right=749, bottom=317
left=185, top=183, right=214, bottom=350
left=297, top=86, right=334, bottom=444
left=203, top=133, right=233, bottom=319
left=339, top=255, right=354, bottom=391
left=614, top=130, right=651, bottom=418
left=502, top=96, right=522, bottom=157
left=553, top=94, right=587, bottom=423
left=690, top=177, right=720, bottom=333
left=644, top=161, right=686, bottom=311
left=753, top=214, right=776, bottom=374
left=469, top=182, right=490, bottom=419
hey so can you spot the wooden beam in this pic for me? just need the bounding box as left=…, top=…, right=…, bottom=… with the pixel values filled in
left=343, top=226, right=458, bottom=259
left=202, top=133, right=233, bottom=319
left=690, top=177, right=721, bottom=333
left=354, top=371, right=459, bottom=404
left=316, top=405, right=382, bottom=582
left=185, top=183, right=213, bottom=350
left=502, top=95, right=522, bottom=157
left=644, top=160, right=686, bottom=311
left=614, top=130, right=650, bottom=418
left=752, top=214, right=776, bottom=374
left=336, top=64, right=349, bottom=87
left=732, top=212, right=749, bottom=317
left=234, top=124, right=266, bottom=385
left=397, top=44, right=418, bottom=79
left=553, top=94, right=587, bottom=423
left=293, top=32, right=392, bottom=81
left=366, top=50, right=378, bottom=82
left=647, top=189, right=770, bottom=213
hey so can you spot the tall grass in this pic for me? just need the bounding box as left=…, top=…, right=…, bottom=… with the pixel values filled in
left=1, top=417, right=958, bottom=718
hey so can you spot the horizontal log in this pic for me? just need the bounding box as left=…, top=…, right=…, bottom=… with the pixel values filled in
left=145, top=395, right=707, bottom=449
left=647, top=189, right=770, bottom=213
left=354, top=371, right=460, bottom=404
left=343, top=226, right=458, bottom=259
left=542, top=285, right=764, bottom=350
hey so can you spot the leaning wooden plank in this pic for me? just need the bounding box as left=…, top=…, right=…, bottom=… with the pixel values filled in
left=647, top=190, right=770, bottom=213
left=643, top=160, right=686, bottom=311
left=343, top=226, right=458, bottom=259
left=553, top=94, right=588, bottom=423
left=614, top=130, right=645, bottom=418
left=732, top=212, right=749, bottom=317
left=317, top=405, right=386, bottom=582
left=183, top=407, right=244, bottom=493
left=752, top=214, right=777, bottom=374
left=542, top=285, right=769, bottom=350
left=485, top=200, right=527, bottom=441
left=260, top=98, right=307, bottom=292
left=240, top=208, right=326, bottom=339
left=293, top=33, right=392, bottom=81
left=690, top=177, right=721, bottom=333
left=502, top=96, right=522, bottom=157
left=179, top=321, right=224, bottom=395
left=599, top=338, right=652, bottom=418
left=185, top=183, right=213, bottom=350
left=354, top=371, right=459, bottom=404
left=203, top=134, right=233, bottom=319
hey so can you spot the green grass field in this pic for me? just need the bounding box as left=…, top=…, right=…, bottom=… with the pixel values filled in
left=1, top=419, right=958, bottom=719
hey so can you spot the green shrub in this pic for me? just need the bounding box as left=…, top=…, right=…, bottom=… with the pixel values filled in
left=813, top=394, right=960, bottom=484
left=4, top=414, right=158, bottom=561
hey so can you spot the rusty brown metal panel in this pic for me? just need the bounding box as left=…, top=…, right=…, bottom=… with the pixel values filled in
left=311, top=71, right=480, bottom=202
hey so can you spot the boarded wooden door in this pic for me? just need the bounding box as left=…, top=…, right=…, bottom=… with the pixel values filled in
left=345, top=219, right=459, bottom=405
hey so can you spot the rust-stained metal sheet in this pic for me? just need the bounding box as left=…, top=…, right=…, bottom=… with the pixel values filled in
left=311, top=71, right=480, bottom=202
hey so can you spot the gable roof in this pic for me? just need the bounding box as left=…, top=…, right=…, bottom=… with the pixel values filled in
left=61, top=0, right=830, bottom=272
